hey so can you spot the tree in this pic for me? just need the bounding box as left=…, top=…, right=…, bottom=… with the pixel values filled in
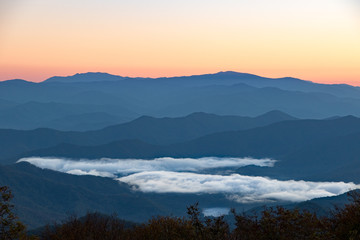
left=41, top=212, right=130, bottom=240
left=0, top=186, right=28, bottom=240
left=330, top=190, right=360, bottom=240
left=231, top=206, right=330, bottom=240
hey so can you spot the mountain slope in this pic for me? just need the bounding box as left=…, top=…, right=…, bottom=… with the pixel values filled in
left=0, top=111, right=295, bottom=163
left=0, top=162, right=244, bottom=229
left=95, top=110, right=296, bottom=145
left=45, top=72, right=128, bottom=83
left=153, top=83, right=360, bottom=118
left=42, top=112, right=126, bottom=131
left=1, top=72, right=360, bottom=126
left=20, top=116, right=360, bottom=182
left=0, top=101, right=136, bottom=130
left=0, top=162, right=164, bottom=229
left=1, top=161, right=355, bottom=230
left=43, top=71, right=360, bottom=99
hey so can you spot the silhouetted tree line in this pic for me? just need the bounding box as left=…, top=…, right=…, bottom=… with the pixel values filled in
left=2, top=185, right=360, bottom=239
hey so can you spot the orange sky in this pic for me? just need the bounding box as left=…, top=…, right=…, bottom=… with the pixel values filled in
left=0, top=0, right=359, bottom=85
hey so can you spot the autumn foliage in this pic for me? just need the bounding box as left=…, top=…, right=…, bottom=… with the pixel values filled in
left=0, top=186, right=37, bottom=240
left=38, top=193, right=360, bottom=240
left=3, top=185, right=360, bottom=240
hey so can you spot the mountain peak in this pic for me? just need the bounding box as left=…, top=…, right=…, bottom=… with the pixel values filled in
left=0, top=79, right=33, bottom=84
left=256, top=110, right=297, bottom=121
left=338, top=115, right=358, bottom=121
left=214, top=71, right=258, bottom=77
left=73, top=72, right=115, bottom=77
left=186, top=112, right=218, bottom=118
left=44, top=72, right=126, bottom=83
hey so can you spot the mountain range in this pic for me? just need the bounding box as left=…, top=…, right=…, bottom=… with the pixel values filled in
left=0, top=110, right=295, bottom=164
left=1, top=71, right=360, bottom=130
left=15, top=115, right=360, bottom=182
left=1, top=71, right=360, bottom=230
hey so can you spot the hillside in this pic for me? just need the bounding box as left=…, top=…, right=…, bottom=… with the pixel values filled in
left=0, top=111, right=295, bottom=163
left=1, top=72, right=360, bottom=130
left=19, top=116, right=360, bottom=182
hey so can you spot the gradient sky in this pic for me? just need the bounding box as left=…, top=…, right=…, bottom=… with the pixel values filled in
left=0, top=0, right=359, bottom=84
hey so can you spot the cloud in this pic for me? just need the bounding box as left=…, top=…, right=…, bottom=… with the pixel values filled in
left=203, top=208, right=230, bottom=217
left=117, top=171, right=359, bottom=202
left=18, top=156, right=275, bottom=176
left=18, top=156, right=360, bottom=203
left=66, top=169, right=115, bottom=178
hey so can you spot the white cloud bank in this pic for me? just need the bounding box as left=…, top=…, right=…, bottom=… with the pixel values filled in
left=18, top=156, right=360, bottom=203
left=18, top=156, right=275, bottom=177
left=203, top=208, right=230, bottom=217
left=118, top=171, right=359, bottom=202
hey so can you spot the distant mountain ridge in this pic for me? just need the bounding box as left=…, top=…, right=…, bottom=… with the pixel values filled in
left=43, top=71, right=282, bottom=83
left=0, top=110, right=295, bottom=163
left=0, top=161, right=354, bottom=230
left=40, top=71, right=360, bottom=99
left=20, top=115, right=360, bottom=182
left=1, top=71, right=360, bottom=130
left=4, top=161, right=267, bottom=229
left=3, top=71, right=359, bottom=100
left=45, top=72, right=128, bottom=83
left=2, top=71, right=360, bottom=231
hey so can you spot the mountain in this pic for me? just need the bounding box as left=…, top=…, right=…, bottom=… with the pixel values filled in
left=207, top=72, right=360, bottom=99
left=18, top=139, right=163, bottom=160
left=42, top=112, right=126, bottom=131
left=0, top=101, right=136, bottom=130
left=1, top=161, right=355, bottom=230
left=170, top=115, right=360, bottom=158
left=1, top=72, right=360, bottom=130
left=288, top=191, right=352, bottom=216
left=0, top=162, right=162, bottom=229
left=44, top=71, right=360, bottom=99
left=3, top=71, right=360, bottom=231
left=282, top=131, right=360, bottom=181
left=0, top=162, right=246, bottom=229
left=94, top=110, right=296, bottom=145
left=0, top=98, right=17, bottom=110
left=0, top=79, right=34, bottom=85
left=246, top=191, right=353, bottom=217
left=20, top=116, right=360, bottom=182
left=0, top=111, right=295, bottom=163
left=161, top=116, right=360, bottom=181
left=152, top=83, right=360, bottom=118
left=45, top=72, right=128, bottom=83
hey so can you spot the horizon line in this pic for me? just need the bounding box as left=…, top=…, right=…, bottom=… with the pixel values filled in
left=1, top=70, right=359, bottom=87
left=0, top=70, right=314, bottom=83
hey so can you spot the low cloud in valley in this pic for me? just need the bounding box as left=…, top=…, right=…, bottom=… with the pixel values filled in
left=118, top=171, right=358, bottom=202
left=18, top=157, right=359, bottom=203
left=18, top=156, right=275, bottom=176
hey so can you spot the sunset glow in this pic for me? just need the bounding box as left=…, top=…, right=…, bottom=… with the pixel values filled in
left=0, top=0, right=359, bottom=84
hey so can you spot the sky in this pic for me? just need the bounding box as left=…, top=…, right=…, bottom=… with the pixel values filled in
left=0, top=0, right=359, bottom=84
